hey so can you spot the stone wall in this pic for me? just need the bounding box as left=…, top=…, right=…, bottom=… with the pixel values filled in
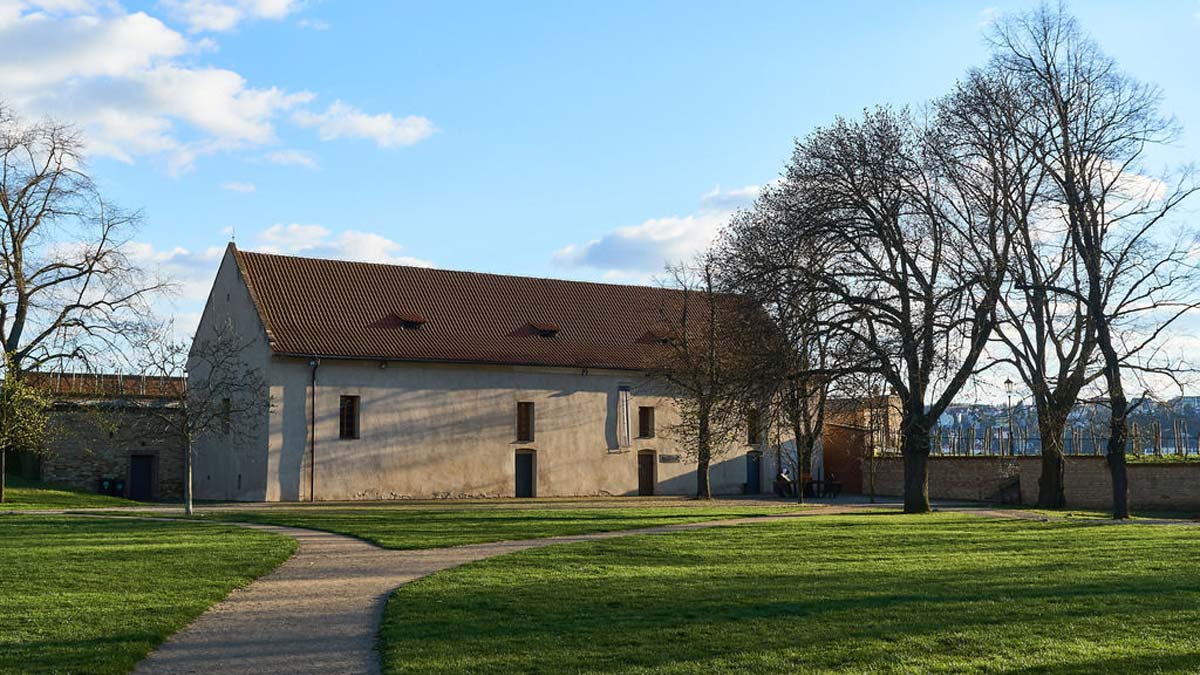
left=871, top=455, right=1200, bottom=511
left=39, top=404, right=185, bottom=500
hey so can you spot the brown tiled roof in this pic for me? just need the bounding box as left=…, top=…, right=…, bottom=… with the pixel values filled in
left=233, top=247, right=698, bottom=370
left=23, top=372, right=185, bottom=399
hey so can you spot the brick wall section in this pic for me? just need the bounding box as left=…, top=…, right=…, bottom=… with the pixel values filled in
left=39, top=406, right=185, bottom=499
left=872, top=456, right=1200, bottom=511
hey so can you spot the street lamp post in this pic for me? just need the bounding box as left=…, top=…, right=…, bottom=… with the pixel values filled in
left=1005, top=377, right=1015, bottom=456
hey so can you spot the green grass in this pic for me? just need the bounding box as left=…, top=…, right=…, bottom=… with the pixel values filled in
left=0, top=476, right=141, bottom=510
left=379, top=512, right=1200, bottom=674
left=0, top=516, right=295, bottom=675
left=1021, top=507, right=1200, bottom=521
left=197, top=500, right=809, bottom=549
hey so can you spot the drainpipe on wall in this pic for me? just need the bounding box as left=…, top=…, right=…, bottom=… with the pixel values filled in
left=309, top=358, right=319, bottom=502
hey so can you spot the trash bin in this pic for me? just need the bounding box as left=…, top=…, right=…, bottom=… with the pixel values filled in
left=112, top=479, right=126, bottom=497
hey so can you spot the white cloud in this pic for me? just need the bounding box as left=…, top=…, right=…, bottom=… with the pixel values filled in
left=0, top=2, right=433, bottom=172
left=552, top=184, right=762, bottom=280
left=0, top=10, right=185, bottom=88
left=293, top=101, right=436, bottom=148
left=699, top=184, right=762, bottom=210
left=125, top=240, right=226, bottom=305
left=162, top=0, right=300, bottom=33
left=221, top=181, right=255, bottom=193
left=978, top=7, right=998, bottom=28
left=265, top=148, right=318, bottom=168
left=297, top=17, right=327, bottom=30
left=255, top=223, right=434, bottom=266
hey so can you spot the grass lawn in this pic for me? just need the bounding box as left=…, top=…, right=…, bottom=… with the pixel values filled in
left=196, top=500, right=809, bottom=549
left=379, top=512, right=1200, bottom=674
left=0, top=516, right=295, bottom=675
left=0, top=476, right=141, bottom=510
left=1021, top=508, right=1200, bottom=521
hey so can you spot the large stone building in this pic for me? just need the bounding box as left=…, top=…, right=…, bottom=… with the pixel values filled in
left=192, top=244, right=767, bottom=501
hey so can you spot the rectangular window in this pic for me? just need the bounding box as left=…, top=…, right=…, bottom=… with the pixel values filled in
left=747, top=408, right=761, bottom=445
left=339, top=395, right=360, bottom=440
left=221, top=398, right=231, bottom=434
left=638, top=406, right=655, bottom=438
left=516, top=401, right=535, bottom=442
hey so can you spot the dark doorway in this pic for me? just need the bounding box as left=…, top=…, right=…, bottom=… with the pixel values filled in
left=746, top=451, right=762, bottom=494
left=637, top=450, right=656, bottom=496
left=515, top=450, right=536, bottom=498
left=129, top=455, right=157, bottom=501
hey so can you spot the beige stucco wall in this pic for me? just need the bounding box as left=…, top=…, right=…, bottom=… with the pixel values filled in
left=192, top=245, right=766, bottom=502
left=191, top=246, right=273, bottom=501
left=262, top=357, right=761, bottom=501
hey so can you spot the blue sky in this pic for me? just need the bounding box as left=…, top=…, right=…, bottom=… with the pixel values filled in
left=2, top=0, right=1198, bottom=331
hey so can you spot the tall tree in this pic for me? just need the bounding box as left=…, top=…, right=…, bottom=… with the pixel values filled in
left=937, top=67, right=1097, bottom=508
left=0, top=104, right=163, bottom=499
left=787, top=107, right=1013, bottom=513
left=989, top=4, right=1199, bottom=518
left=716, top=181, right=839, bottom=503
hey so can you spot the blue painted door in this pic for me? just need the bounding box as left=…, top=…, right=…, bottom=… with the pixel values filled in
left=746, top=452, right=762, bottom=494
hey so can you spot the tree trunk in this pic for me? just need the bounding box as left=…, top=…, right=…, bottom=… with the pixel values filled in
left=0, top=448, right=6, bottom=504
left=1107, top=402, right=1130, bottom=519
left=184, top=438, right=194, bottom=516
left=1036, top=411, right=1068, bottom=509
left=792, top=416, right=807, bottom=505
left=901, top=422, right=931, bottom=513
left=696, top=413, right=712, bottom=499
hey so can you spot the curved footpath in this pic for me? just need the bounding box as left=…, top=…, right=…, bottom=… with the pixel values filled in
left=129, top=507, right=856, bottom=675
left=118, top=504, right=1194, bottom=675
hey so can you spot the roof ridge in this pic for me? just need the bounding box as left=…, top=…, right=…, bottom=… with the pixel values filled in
left=235, top=248, right=683, bottom=294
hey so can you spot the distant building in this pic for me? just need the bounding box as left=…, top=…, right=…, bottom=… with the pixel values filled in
left=7, top=372, right=185, bottom=500
left=191, top=244, right=768, bottom=501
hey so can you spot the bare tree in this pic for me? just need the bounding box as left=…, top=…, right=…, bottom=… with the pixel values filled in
left=786, top=107, right=1013, bottom=513
left=716, top=181, right=838, bottom=503
left=649, top=255, right=746, bottom=499
left=0, top=104, right=164, bottom=500
left=935, top=66, right=1100, bottom=509
left=132, top=320, right=268, bottom=515
left=990, top=4, right=1199, bottom=518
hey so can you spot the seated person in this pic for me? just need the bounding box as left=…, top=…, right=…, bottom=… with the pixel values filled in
left=773, top=469, right=794, bottom=497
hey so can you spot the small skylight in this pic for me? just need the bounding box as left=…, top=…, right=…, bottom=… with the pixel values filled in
left=639, top=328, right=677, bottom=345
left=372, top=312, right=427, bottom=330
left=528, top=321, right=560, bottom=337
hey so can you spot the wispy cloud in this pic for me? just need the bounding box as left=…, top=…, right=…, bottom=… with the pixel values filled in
left=552, top=184, right=763, bottom=282
left=297, top=17, right=329, bottom=30
left=162, top=0, right=301, bottom=33
left=264, top=149, right=318, bottom=169
left=0, top=2, right=434, bottom=172
left=978, top=6, right=998, bottom=29
left=293, top=101, right=436, bottom=148
left=221, top=180, right=256, bottom=193
left=255, top=223, right=434, bottom=266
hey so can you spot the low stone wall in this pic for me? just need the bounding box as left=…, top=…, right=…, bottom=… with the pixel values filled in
left=871, top=455, right=1200, bottom=511
left=39, top=405, right=185, bottom=499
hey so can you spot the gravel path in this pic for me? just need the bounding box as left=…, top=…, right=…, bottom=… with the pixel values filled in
left=132, top=508, right=861, bottom=675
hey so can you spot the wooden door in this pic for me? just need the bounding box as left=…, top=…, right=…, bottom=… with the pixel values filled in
left=129, top=455, right=156, bottom=501
left=637, top=451, right=655, bottom=496
left=515, top=451, right=536, bottom=498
